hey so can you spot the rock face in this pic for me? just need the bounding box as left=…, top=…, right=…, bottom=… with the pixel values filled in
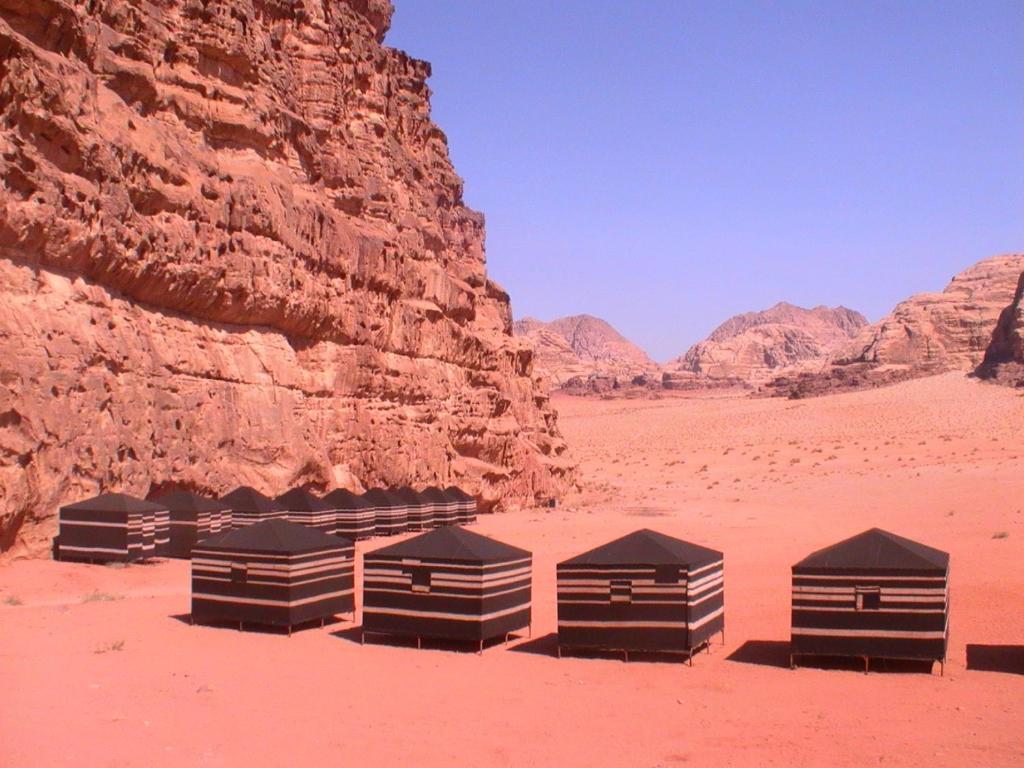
left=0, top=0, right=574, bottom=556
left=668, top=303, right=868, bottom=386
left=976, top=270, right=1024, bottom=386
left=513, top=315, right=659, bottom=388
left=767, top=254, right=1024, bottom=397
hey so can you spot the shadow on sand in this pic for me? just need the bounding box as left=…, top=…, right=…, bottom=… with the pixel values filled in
left=966, top=644, right=1024, bottom=675
left=509, top=632, right=713, bottom=665
left=331, top=626, right=527, bottom=654
left=170, top=613, right=349, bottom=635
left=727, top=640, right=935, bottom=673
left=726, top=640, right=792, bottom=668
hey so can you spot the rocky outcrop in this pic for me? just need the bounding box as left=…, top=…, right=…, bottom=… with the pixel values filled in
left=0, top=0, right=575, bottom=556
left=766, top=254, right=1024, bottom=398
left=513, top=315, right=659, bottom=388
left=667, top=303, right=867, bottom=386
left=976, top=271, right=1024, bottom=386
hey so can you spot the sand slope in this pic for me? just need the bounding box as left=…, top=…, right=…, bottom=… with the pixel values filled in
left=2, top=373, right=1022, bottom=767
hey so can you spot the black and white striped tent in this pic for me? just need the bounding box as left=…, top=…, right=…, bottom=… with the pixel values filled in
left=362, top=488, right=408, bottom=537
left=791, top=528, right=950, bottom=672
left=393, top=486, right=433, bottom=531
left=557, top=529, right=724, bottom=661
left=444, top=486, right=478, bottom=525
left=275, top=488, right=337, bottom=535
left=362, top=526, right=532, bottom=650
left=55, top=493, right=169, bottom=563
left=220, top=486, right=282, bottom=530
left=321, top=488, right=375, bottom=541
left=151, top=491, right=231, bottom=559
left=421, top=486, right=457, bottom=527
left=191, top=520, right=354, bottom=633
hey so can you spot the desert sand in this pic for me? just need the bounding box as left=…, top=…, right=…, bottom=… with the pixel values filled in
left=2, top=373, right=1023, bottom=767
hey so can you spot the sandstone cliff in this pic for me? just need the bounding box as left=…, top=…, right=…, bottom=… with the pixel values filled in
left=0, top=0, right=574, bottom=556
left=513, top=315, right=659, bottom=388
left=666, top=303, right=867, bottom=386
left=767, top=254, right=1024, bottom=397
left=976, top=270, right=1024, bottom=386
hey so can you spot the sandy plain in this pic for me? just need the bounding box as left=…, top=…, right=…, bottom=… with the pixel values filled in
left=2, top=372, right=1022, bottom=767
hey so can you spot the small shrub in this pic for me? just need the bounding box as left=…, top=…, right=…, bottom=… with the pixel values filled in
left=94, top=640, right=125, bottom=654
left=82, top=590, right=122, bottom=603
left=992, top=531, right=1009, bottom=540
left=3, top=596, right=23, bottom=606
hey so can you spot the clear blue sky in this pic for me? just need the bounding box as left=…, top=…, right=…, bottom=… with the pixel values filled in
left=387, top=1, right=1024, bottom=361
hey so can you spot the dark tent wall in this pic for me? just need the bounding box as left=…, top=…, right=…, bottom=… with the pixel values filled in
left=152, top=491, right=231, bottom=559
left=557, top=530, right=724, bottom=657
left=362, top=488, right=408, bottom=536
left=275, top=488, right=337, bottom=535
left=191, top=520, right=355, bottom=632
left=362, top=527, right=532, bottom=647
left=56, top=493, right=169, bottom=563
left=321, top=488, right=375, bottom=541
left=220, top=486, right=282, bottom=530
left=791, top=528, right=949, bottom=667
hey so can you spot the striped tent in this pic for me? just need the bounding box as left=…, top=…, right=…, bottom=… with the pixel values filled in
left=393, top=486, right=433, bottom=531
left=444, top=486, right=478, bottom=525
left=421, top=486, right=457, bottom=527
left=220, top=486, right=282, bottom=530
left=152, top=491, right=231, bottom=559
left=557, top=529, right=724, bottom=661
left=321, top=488, right=375, bottom=541
left=791, top=528, right=950, bottom=673
left=362, top=488, right=408, bottom=537
left=191, top=520, right=355, bottom=633
left=275, top=488, right=336, bottom=535
left=55, top=493, right=169, bottom=563
left=362, top=526, right=532, bottom=651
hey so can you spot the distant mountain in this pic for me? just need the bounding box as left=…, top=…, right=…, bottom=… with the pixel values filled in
left=513, top=315, right=660, bottom=387
left=666, top=303, right=868, bottom=386
left=766, top=253, right=1024, bottom=397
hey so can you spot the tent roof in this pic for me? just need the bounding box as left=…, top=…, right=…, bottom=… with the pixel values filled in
left=151, top=490, right=230, bottom=513
left=560, top=529, right=722, bottom=567
left=321, top=488, right=369, bottom=509
left=444, top=486, right=474, bottom=501
left=60, top=492, right=168, bottom=514
left=419, top=486, right=450, bottom=503
left=794, top=528, right=949, bottom=571
left=362, top=488, right=405, bottom=507
left=274, top=487, right=331, bottom=511
left=196, top=519, right=351, bottom=553
left=219, top=486, right=280, bottom=514
left=391, top=486, right=424, bottom=505
left=368, top=526, right=530, bottom=563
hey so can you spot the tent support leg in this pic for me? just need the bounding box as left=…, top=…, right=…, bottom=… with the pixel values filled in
left=320, top=617, right=325, bottom=629
left=360, top=630, right=365, bottom=645
left=288, top=625, right=292, bottom=637
left=238, top=621, right=243, bottom=632
left=623, top=649, right=629, bottom=663
left=790, top=654, right=797, bottom=670
left=478, top=639, right=484, bottom=655
left=557, top=645, right=562, bottom=659
left=863, top=656, right=869, bottom=674
left=417, top=636, right=421, bottom=650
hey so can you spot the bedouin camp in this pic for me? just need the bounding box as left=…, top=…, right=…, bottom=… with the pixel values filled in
left=791, top=528, right=950, bottom=673
left=361, top=488, right=408, bottom=537
left=275, top=487, right=337, bottom=535
left=362, top=526, right=532, bottom=651
left=191, top=519, right=355, bottom=634
left=151, top=490, right=232, bottom=559
left=321, top=488, right=376, bottom=541
left=556, top=529, right=724, bottom=662
left=55, top=493, right=169, bottom=563
left=219, top=486, right=282, bottom=530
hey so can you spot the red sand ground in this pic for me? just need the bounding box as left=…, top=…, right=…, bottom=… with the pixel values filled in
left=2, top=373, right=1023, bottom=767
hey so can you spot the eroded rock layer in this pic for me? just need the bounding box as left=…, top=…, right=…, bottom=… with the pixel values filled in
left=0, top=0, right=574, bottom=556
left=976, top=270, right=1024, bottom=386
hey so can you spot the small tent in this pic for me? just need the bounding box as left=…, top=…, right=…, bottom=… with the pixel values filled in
left=363, top=526, right=532, bottom=650
left=557, top=529, right=724, bottom=661
left=361, top=488, right=408, bottom=537
left=56, top=493, right=169, bottom=563
left=421, top=486, right=457, bottom=527
left=275, top=487, right=336, bottom=535
left=444, top=486, right=477, bottom=525
left=791, top=528, right=950, bottom=672
left=220, top=486, right=282, bottom=530
left=151, top=490, right=231, bottom=559
left=191, top=520, right=354, bottom=633
left=321, top=488, right=376, bottom=541
left=393, top=486, right=433, bottom=531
